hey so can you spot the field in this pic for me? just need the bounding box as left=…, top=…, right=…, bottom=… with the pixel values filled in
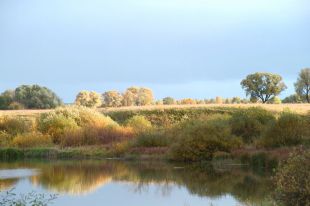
left=0, top=103, right=309, bottom=117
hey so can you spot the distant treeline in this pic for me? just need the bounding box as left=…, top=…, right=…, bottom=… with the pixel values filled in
left=0, top=68, right=309, bottom=109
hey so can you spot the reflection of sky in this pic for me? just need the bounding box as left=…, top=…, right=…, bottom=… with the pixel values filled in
left=12, top=180, right=240, bottom=206
left=1, top=0, right=309, bottom=102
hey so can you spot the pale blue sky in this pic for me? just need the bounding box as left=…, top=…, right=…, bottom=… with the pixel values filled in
left=0, top=0, right=309, bottom=102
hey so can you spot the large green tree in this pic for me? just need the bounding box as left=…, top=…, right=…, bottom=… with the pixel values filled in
left=294, top=68, right=310, bottom=103
left=14, top=85, right=63, bottom=109
left=241, top=72, right=287, bottom=103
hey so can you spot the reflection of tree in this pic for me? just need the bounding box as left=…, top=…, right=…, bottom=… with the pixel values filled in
left=0, top=179, right=18, bottom=191
left=0, top=160, right=274, bottom=204
left=31, top=161, right=116, bottom=195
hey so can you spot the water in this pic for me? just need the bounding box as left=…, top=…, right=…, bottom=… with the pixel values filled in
left=0, top=160, right=274, bottom=206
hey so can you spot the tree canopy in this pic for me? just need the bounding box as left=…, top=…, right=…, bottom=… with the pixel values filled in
left=294, top=68, right=310, bottom=103
left=0, top=85, right=62, bottom=109
left=241, top=72, right=287, bottom=103
left=75, top=91, right=102, bottom=108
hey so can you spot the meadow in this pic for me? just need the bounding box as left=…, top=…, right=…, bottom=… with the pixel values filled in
left=0, top=104, right=309, bottom=206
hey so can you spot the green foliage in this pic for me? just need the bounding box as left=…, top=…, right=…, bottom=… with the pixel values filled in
left=274, top=149, right=310, bottom=206
left=260, top=112, right=309, bottom=147
left=75, top=91, right=102, bottom=108
left=268, top=96, right=281, bottom=104
left=125, top=115, right=152, bottom=133
left=12, top=132, right=53, bottom=148
left=230, top=107, right=276, bottom=143
left=295, top=68, right=310, bottom=103
left=162, top=97, right=175, bottom=105
left=282, top=94, right=304, bottom=103
left=169, top=114, right=242, bottom=161
left=133, top=129, right=170, bottom=147
left=105, top=107, right=237, bottom=127
left=232, top=97, right=241, bottom=104
left=0, top=90, right=15, bottom=110
left=241, top=72, right=287, bottom=103
left=102, top=91, right=123, bottom=107
left=14, top=85, right=62, bottom=109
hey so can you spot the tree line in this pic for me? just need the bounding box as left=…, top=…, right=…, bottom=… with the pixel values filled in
left=0, top=68, right=309, bottom=109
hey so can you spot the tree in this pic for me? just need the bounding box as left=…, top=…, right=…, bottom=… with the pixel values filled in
left=162, top=97, right=175, bottom=105
left=137, top=87, right=154, bottom=106
left=102, top=91, right=123, bottom=107
left=122, top=90, right=136, bottom=106
left=241, top=72, right=287, bottom=103
left=0, top=90, right=15, bottom=109
left=282, top=94, right=303, bottom=103
left=75, top=91, right=102, bottom=108
left=294, top=68, right=310, bottom=103
left=122, top=87, right=154, bottom=106
left=180, top=98, right=196, bottom=104
left=15, top=85, right=62, bottom=109
left=231, top=97, right=241, bottom=104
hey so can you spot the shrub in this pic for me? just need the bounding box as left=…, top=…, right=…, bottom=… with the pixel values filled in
left=38, top=106, right=119, bottom=143
left=260, top=112, right=309, bottom=148
left=0, top=131, right=12, bottom=147
left=125, top=115, right=152, bottom=133
left=230, top=107, right=275, bottom=143
left=11, top=132, right=53, bottom=148
left=274, top=149, right=310, bottom=206
left=38, top=112, right=79, bottom=143
left=133, top=129, right=170, bottom=147
left=170, top=114, right=242, bottom=161
left=0, top=116, right=34, bottom=135
left=60, top=124, right=134, bottom=147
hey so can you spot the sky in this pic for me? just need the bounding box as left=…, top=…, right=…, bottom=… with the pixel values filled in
left=0, top=0, right=309, bottom=103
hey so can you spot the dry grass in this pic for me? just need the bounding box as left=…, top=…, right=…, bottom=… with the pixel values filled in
left=0, top=104, right=309, bottom=117
left=99, top=104, right=310, bottom=114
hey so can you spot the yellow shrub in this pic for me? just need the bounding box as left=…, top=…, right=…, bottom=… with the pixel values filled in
left=12, top=132, right=53, bottom=148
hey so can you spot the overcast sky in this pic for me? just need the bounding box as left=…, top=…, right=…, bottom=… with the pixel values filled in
left=0, top=0, right=309, bottom=102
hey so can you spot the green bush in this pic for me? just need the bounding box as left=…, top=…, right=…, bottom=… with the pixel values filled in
left=169, top=114, right=242, bottom=161
left=125, top=115, right=152, bottom=133
left=230, top=107, right=275, bottom=143
left=11, top=132, right=53, bottom=148
left=274, top=149, right=310, bottom=206
left=133, top=129, right=169, bottom=147
left=260, top=112, right=309, bottom=148
left=14, top=84, right=63, bottom=109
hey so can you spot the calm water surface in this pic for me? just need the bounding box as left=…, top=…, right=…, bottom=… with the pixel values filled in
left=0, top=160, right=274, bottom=206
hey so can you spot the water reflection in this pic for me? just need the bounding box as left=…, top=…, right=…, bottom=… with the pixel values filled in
left=0, top=160, right=274, bottom=205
